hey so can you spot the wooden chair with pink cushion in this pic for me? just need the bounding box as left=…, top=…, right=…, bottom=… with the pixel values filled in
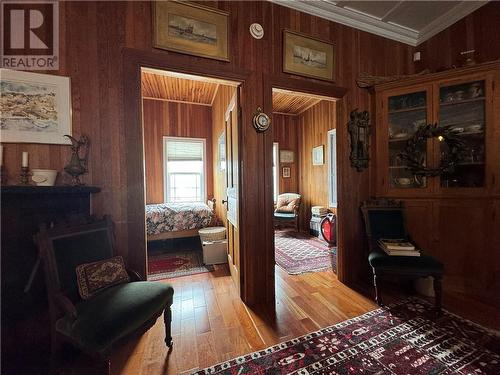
left=274, top=193, right=301, bottom=231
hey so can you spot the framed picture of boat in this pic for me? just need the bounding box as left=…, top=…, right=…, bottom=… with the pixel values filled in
left=283, top=30, right=335, bottom=82
left=0, top=69, right=72, bottom=144
left=153, top=1, right=229, bottom=62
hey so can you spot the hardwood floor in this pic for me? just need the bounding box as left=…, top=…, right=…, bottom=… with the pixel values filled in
left=107, top=265, right=377, bottom=375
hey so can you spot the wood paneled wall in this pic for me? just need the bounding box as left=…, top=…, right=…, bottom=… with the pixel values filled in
left=211, top=85, right=237, bottom=224
left=1, top=0, right=416, bottom=307
left=142, top=99, right=213, bottom=204
left=297, top=101, right=337, bottom=232
left=273, top=114, right=299, bottom=194
left=414, top=2, right=500, bottom=73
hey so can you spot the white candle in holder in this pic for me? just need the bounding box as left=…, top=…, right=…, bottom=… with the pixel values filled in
left=22, top=151, right=28, bottom=168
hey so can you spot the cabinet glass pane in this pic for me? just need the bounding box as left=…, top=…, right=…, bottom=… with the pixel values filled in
left=388, top=91, right=427, bottom=189
left=439, top=80, right=485, bottom=188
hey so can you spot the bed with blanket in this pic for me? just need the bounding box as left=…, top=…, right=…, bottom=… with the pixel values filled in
left=146, top=199, right=216, bottom=241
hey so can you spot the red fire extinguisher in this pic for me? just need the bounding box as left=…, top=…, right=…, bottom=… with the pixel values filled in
left=320, top=213, right=337, bottom=247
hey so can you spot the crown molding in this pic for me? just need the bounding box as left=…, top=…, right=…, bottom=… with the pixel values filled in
left=270, top=0, right=488, bottom=47
left=416, top=1, right=488, bottom=45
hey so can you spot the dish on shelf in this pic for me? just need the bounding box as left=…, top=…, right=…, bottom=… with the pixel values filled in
left=450, top=127, right=465, bottom=133
left=391, top=132, right=409, bottom=139
left=464, top=124, right=483, bottom=132
left=468, top=83, right=483, bottom=98
left=394, top=177, right=412, bottom=186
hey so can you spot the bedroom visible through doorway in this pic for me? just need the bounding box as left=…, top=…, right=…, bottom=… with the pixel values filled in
left=140, top=67, right=240, bottom=281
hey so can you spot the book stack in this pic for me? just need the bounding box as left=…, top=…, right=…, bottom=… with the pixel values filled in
left=311, top=206, right=329, bottom=217
left=378, top=238, right=420, bottom=257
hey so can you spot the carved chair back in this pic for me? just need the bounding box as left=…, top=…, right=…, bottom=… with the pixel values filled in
left=360, top=198, right=408, bottom=252
left=36, top=216, right=116, bottom=318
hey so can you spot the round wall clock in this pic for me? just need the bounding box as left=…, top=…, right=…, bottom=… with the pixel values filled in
left=253, top=107, right=271, bottom=132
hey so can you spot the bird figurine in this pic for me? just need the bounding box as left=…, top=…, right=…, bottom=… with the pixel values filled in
left=64, top=134, right=89, bottom=186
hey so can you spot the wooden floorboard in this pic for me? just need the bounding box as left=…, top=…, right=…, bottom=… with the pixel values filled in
left=104, top=264, right=377, bottom=375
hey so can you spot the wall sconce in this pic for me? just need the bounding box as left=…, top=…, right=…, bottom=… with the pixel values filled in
left=348, top=109, right=370, bottom=172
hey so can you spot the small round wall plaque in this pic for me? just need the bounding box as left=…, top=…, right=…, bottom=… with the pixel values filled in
left=249, top=23, right=264, bottom=39
left=253, top=107, right=271, bottom=132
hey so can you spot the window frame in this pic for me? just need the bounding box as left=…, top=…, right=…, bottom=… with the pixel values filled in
left=273, top=142, right=280, bottom=203
left=327, top=129, right=338, bottom=208
left=163, top=136, right=207, bottom=203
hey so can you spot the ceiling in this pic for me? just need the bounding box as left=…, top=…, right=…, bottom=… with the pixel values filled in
left=141, top=69, right=223, bottom=106
left=272, top=89, right=334, bottom=115
left=271, top=1, right=487, bottom=46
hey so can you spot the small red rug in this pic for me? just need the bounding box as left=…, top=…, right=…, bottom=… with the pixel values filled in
left=275, top=231, right=336, bottom=274
left=147, top=251, right=213, bottom=281
left=193, top=298, right=500, bottom=374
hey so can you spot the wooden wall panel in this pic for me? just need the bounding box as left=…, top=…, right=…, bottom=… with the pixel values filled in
left=415, top=2, right=500, bottom=73
left=434, top=200, right=494, bottom=304
left=297, top=101, right=337, bottom=232
left=211, top=85, right=237, bottom=224
left=273, top=114, right=299, bottom=194
left=2, top=0, right=418, bottom=308
left=142, top=99, right=213, bottom=204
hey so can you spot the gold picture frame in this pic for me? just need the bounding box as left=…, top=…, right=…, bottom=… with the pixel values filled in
left=283, top=30, right=334, bottom=82
left=153, top=1, right=229, bottom=62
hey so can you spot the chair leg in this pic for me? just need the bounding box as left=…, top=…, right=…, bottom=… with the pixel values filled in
left=164, top=304, right=173, bottom=347
left=373, top=271, right=382, bottom=306
left=433, top=275, right=442, bottom=314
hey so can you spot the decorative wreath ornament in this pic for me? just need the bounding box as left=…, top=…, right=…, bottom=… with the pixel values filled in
left=398, top=123, right=467, bottom=177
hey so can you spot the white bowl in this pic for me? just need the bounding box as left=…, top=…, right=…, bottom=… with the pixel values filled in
left=31, top=169, right=58, bottom=186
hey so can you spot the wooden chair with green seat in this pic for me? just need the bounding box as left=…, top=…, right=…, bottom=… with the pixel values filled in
left=361, top=198, right=443, bottom=312
left=36, top=216, right=174, bottom=373
left=274, top=193, right=301, bottom=232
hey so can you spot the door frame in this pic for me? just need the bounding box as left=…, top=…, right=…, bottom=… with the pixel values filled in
left=122, top=48, right=250, bottom=281
left=263, top=74, right=350, bottom=285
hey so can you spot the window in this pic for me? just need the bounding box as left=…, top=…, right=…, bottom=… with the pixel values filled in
left=328, top=129, right=337, bottom=207
left=273, top=142, right=279, bottom=202
left=164, top=137, right=206, bottom=203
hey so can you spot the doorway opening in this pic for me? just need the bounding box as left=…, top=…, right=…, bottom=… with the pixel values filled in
left=140, top=67, right=240, bottom=282
left=272, top=88, right=338, bottom=276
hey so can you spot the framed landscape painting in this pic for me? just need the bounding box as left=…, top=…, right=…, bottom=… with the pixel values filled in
left=153, top=1, right=229, bottom=62
left=283, top=30, right=334, bottom=82
left=0, top=69, right=72, bottom=144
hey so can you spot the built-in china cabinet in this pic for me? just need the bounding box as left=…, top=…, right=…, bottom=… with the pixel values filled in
left=371, top=61, right=500, bottom=324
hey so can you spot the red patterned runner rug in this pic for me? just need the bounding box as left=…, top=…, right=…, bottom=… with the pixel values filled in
left=275, top=231, right=337, bottom=274
left=192, top=298, right=500, bottom=374
left=147, top=251, right=213, bottom=281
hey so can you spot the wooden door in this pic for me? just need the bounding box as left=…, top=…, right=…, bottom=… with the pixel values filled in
left=224, top=92, right=241, bottom=293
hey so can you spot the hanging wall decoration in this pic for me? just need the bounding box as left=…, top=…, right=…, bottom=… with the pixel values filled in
left=398, top=123, right=466, bottom=177
left=253, top=107, right=271, bottom=132
left=0, top=69, right=72, bottom=145
left=153, top=1, right=229, bottom=62
left=283, top=30, right=335, bottom=82
left=348, top=109, right=370, bottom=171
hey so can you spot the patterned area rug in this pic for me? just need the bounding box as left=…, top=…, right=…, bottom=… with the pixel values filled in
left=193, top=298, right=500, bottom=375
left=275, top=231, right=336, bottom=274
left=147, top=250, right=213, bottom=281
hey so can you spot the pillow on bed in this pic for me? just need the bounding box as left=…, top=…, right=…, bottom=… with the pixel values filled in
left=76, top=256, right=130, bottom=300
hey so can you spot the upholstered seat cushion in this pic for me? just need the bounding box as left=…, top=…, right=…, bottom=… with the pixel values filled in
left=368, top=250, right=443, bottom=274
left=56, top=281, right=174, bottom=354
left=273, top=212, right=296, bottom=220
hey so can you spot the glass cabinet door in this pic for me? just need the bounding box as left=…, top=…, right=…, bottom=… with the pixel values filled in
left=438, top=80, right=486, bottom=188
left=387, top=91, right=428, bottom=189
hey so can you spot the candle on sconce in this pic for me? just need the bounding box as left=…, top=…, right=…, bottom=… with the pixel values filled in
left=22, top=151, right=28, bottom=168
